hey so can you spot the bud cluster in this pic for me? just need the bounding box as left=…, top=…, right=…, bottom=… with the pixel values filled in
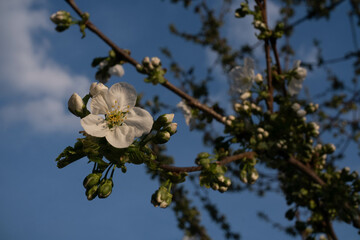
left=83, top=173, right=114, bottom=200
left=234, top=100, right=262, bottom=115
left=152, top=114, right=177, bottom=144
left=195, top=153, right=231, bottom=193
left=136, top=57, right=166, bottom=84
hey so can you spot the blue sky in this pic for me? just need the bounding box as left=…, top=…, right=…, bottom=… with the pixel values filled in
left=0, top=0, right=359, bottom=239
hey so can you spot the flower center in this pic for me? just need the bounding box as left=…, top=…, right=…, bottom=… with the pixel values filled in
left=105, top=101, right=130, bottom=129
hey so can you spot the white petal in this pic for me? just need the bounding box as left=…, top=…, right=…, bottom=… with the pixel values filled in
left=105, top=125, right=135, bottom=148
left=90, top=93, right=110, bottom=115
left=108, top=65, right=125, bottom=77
left=244, top=57, right=255, bottom=71
left=81, top=114, right=109, bottom=137
left=109, top=82, right=137, bottom=108
left=125, top=107, right=153, bottom=137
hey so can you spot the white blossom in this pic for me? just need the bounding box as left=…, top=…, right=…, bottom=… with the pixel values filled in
left=177, top=100, right=195, bottom=129
left=96, top=60, right=125, bottom=83
left=229, top=57, right=255, bottom=93
left=81, top=82, right=153, bottom=148
left=108, top=64, right=125, bottom=77
left=288, top=60, right=307, bottom=96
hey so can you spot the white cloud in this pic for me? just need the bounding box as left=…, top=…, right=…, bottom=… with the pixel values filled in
left=0, top=0, right=89, bottom=133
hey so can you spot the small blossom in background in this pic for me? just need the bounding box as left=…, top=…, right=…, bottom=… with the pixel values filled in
left=288, top=60, right=307, bottom=96
left=96, top=60, right=125, bottom=83
left=81, top=82, right=153, bottom=148
left=177, top=100, right=196, bottom=130
left=229, top=57, right=255, bottom=94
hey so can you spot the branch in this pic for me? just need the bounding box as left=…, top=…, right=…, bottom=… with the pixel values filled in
left=159, top=152, right=256, bottom=173
left=256, top=0, right=274, bottom=112
left=288, top=156, right=325, bottom=186
left=65, top=0, right=226, bottom=125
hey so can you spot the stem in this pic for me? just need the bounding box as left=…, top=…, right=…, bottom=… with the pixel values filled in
left=256, top=0, right=274, bottom=112
left=65, top=0, right=226, bottom=125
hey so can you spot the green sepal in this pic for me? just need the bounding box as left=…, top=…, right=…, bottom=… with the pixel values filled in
left=56, top=144, right=86, bottom=169
left=91, top=57, right=107, bottom=67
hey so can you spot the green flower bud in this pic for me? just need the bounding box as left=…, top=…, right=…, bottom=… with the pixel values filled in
left=83, top=173, right=102, bottom=189
left=153, top=113, right=174, bottom=130
left=164, top=123, right=177, bottom=135
left=153, top=131, right=171, bottom=144
left=85, top=185, right=98, bottom=201
left=50, top=11, right=71, bottom=25
left=98, top=179, right=113, bottom=199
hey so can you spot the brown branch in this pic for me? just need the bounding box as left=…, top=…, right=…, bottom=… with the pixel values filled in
left=65, top=0, right=226, bottom=125
left=159, top=152, right=256, bottom=173
left=256, top=0, right=274, bottom=112
left=289, top=156, right=325, bottom=186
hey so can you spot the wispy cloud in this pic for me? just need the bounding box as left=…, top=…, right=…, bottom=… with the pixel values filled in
left=0, top=0, right=89, bottom=133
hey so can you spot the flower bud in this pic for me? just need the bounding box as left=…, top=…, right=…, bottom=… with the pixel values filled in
left=108, top=64, right=125, bottom=77
left=240, top=92, right=251, bottom=100
left=249, top=170, right=259, bottom=184
left=83, top=173, right=102, bottom=189
left=68, top=93, right=85, bottom=116
left=50, top=11, right=71, bottom=25
left=153, top=113, right=175, bottom=130
left=85, top=185, right=98, bottom=201
left=239, top=170, right=248, bottom=184
left=151, top=57, right=161, bottom=67
left=98, top=179, right=113, bottom=199
left=219, top=186, right=228, bottom=193
left=142, top=57, right=150, bottom=66
left=296, top=109, right=307, bottom=117
left=90, top=82, right=108, bottom=97
left=164, top=123, right=177, bottom=135
left=154, top=131, right=171, bottom=144
left=255, top=73, right=263, bottom=84
left=291, top=103, right=301, bottom=112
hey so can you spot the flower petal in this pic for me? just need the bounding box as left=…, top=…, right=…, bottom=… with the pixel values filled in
left=81, top=114, right=109, bottom=137
left=90, top=93, right=110, bottom=115
left=109, top=82, right=137, bottom=108
left=105, top=126, right=135, bottom=148
left=125, top=107, right=153, bottom=137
